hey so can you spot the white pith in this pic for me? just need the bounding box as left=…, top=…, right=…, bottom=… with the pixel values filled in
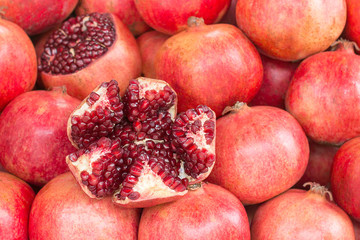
left=73, top=86, right=109, bottom=116
left=68, top=148, right=109, bottom=174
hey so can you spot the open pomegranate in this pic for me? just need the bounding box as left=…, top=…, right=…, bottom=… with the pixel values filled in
left=66, top=77, right=216, bottom=208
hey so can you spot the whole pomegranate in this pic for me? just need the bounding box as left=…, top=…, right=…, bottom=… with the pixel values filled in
left=0, top=172, right=35, bottom=240
left=207, top=103, right=309, bottom=205
left=138, top=183, right=250, bottom=240
left=29, top=172, right=141, bottom=239
left=134, top=0, right=230, bottom=35
left=75, top=0, right=150, bottom=36
left=344, top=0, right=360, bottom=47
left=0, top=88, right=81, bottom=186
left=155, top=17, right=263, bottom=117
left=37, top=12, right=141, bottom=100
left=251, top=183, right=355, bottom=239
left=286, top=41, right=360, bottom=145
left=236, top=0, right=346, bottom=61
left=331, top=137, right=360, bottom=221
left=0, top=0, right=78, bottom=36
left=0, top=18, right=37, bottom=111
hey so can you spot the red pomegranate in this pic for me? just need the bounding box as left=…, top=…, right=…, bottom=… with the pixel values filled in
left=236, top=0, right=346, bottom=61
left=138, top=183, right=250, bottom=240
left=134, top=0, right=230, bottom=35
left=331, top=137, right=360, bottom=221
left=37, top=12, right=142, bottom=100
left=155, top=17, right=263, bottom=117
left=250, top=54, right=299, bottom=109
left=0, top=18, right=37, bottom=111
left=0, top=0, right=78, bottom=36
left=29, top=172, right=141, bottom=239
left=220, top=0, right=238, bottom=25
left=0, top=88, right=81, bottom=186
left=137, top=31, right=169, bottom=78
left=251, top=184, right=355, bottom=239
left=207, top=103, right=309, bottom=205
left=344, top=0, right=360, bottom=47
left=75, top=0, right=150, bottom=36
left=0, top=172, right=35, bottom=240
left=286, top=41, right=360, bottom=145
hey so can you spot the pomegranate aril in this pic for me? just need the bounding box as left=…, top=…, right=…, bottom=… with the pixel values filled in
left=128, top=191, right=140, bottom=200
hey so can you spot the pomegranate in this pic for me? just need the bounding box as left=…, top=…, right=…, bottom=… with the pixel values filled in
left=0, top=88, right=81, bottom=186
left=331, top=136, right=360, bottom=221
left=0, top=18, right=37, bottom=111
left=137, top=31, right=169, bottom=78
left=220, top=0, right=238, bottom=25
left=134, top=0, right=230, bottom=35
left=207, top=103, right=309, bottom=205
left=0, top=172, right=35, bottom=240
left=66, top=77, right=216, bottom=208
left=251, top=183, right=355, bottom=239
left=250, top=54, right=299, bottom=109
left=75, top=0, right=150, bottom=36
left=353, top=218, right=360, bottom=240
left=155, top=17, right=263, bottom=117
left=138, top=183, right=250, bottom=240
left=37, top=12, right=142, bottom=100
left=29, top=172, right=141, bottom=239
left=285, top=41, right=360, bottom=145
left=344, top=0, right=360, bottom=47
left=0, top=0, right=78, bottom=36
left=236, top=0, right=346, bottom=61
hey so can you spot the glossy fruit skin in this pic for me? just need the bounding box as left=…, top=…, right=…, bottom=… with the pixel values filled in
left=207, top=104, right=309, bottom=205
left=0, top=18, right=37, bottom=111
left=331, top=137, right=360, bottom=221
left=76, top=0, right=150, bottom=36
left=134, top=0, right=230, bottom=35
left=0, top=172, right=35, bottom=240
left=236, top=0, right=346, bottom=61
left=285, top=42, right=360, bottom=145
left=155, top=22, right=263, bottom=117
left=138, top=183, right=250, bottom=240
left=0, top=88, right=80, bottom=186
left=251, top=188, right=355, bottom=240
left=344, top=0, right=360, bottom=47
left=0, top=0, right=78, bottom=36
left=29, top=172, right=141, bottom=240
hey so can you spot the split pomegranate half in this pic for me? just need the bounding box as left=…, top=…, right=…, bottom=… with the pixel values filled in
left=66, top=77, right=216, bottom=208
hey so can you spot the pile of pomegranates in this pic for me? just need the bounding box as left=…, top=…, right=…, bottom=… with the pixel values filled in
left=1, top=0, right=360, bottom=238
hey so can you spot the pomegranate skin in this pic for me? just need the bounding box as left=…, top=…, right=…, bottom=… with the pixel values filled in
left=344, top=0, right=360, bottom=47
left=0, top=0, right=78, bottom=36
left=251, top=188, right=355, bottom=240
left=285, top=42, right=360, bottom=145
left=134, top=0, right=230, bottom=35
left=0, top=89, right=81, bottom=186
left=0, top=18, right=37, bottom=111
left=207, top=104, right=309, bottom=205
left=39, top=14, right=142, bottom=100
left=155, top=21, right=263, bottom=117
left=29, top=172, right=141, bottom=240
left=236, top=0, right=346, bottom=61
left=0, top=172, right=35, bottom=240
left=331, top=137, right=360, bottom=221
left=137, top=31, right=169, bottom=78
left=138, top=183, right=250, bottom=240
left=250, top=55, right=299, bottom=109
left=76, top=0, right=150, bottom=36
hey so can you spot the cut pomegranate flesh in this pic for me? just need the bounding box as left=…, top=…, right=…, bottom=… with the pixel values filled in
left=66, top=77, right=216, bottom=207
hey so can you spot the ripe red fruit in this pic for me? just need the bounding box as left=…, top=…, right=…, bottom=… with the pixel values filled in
left=134, top=0, right=230, bottom=35
left=0, top=172, right=35, bottom=240
left=286, top=41, right=360, bottom=145
left=29, top=172, right=141, bottom=239
left=37, top=12, right=142, bottom=100
left=138, top=183, right=250, bottom=240
left=0, top=18, right=37, bottom=111
left=155, top=18, right=263, bottom=117
left=75, top=0, right=150, bottom=36
left=0, top=0, right=78, bottom=36
left=251, top=184, right=355, bottom=239
left=344, top=0, right=360, bottom=47
left=236, top=0, right=346, bottom=61
left=0, top=88, right=81, bottom=186
left=207, top=103, right=309, bottom=205
left=331, top=137, right=360, bottom=221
